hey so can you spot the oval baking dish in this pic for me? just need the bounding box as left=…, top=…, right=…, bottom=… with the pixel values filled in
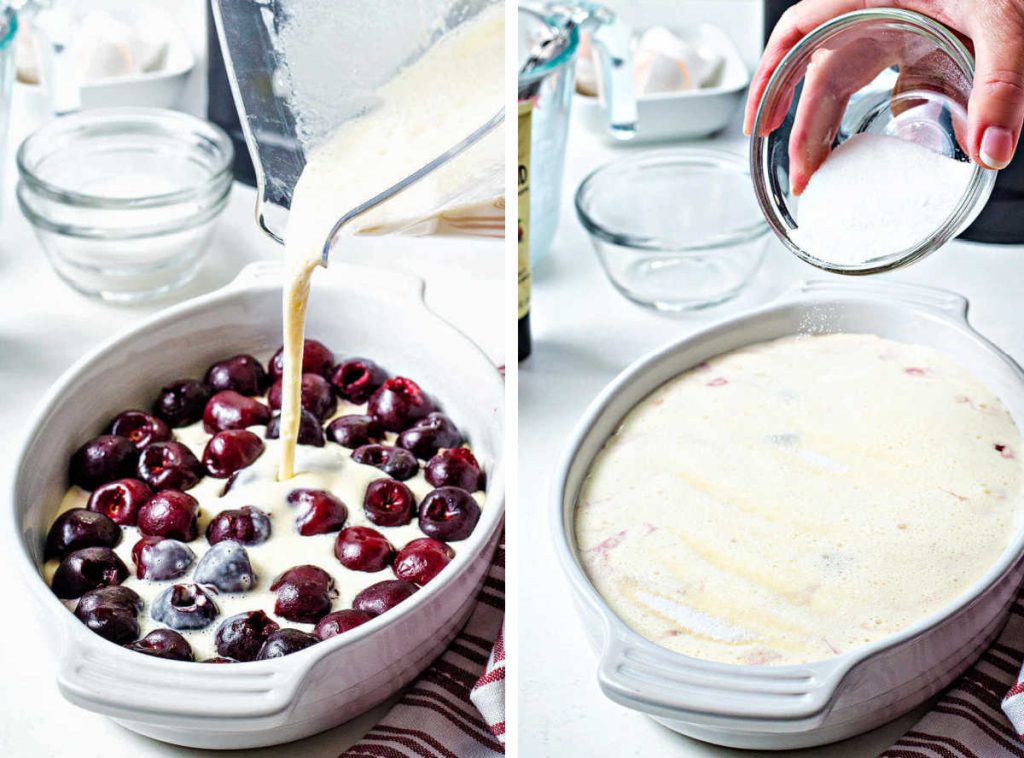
left=553, top=280, right=1024, bottom=750
left=9, top=261, right=504, bottom=750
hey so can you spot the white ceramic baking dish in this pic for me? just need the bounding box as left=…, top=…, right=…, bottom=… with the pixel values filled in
left=9, top=261, right=504, bottom=750
left=553, top=280, right=1024, bottom=750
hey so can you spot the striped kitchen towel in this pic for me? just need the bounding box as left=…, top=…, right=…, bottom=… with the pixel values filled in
left=880, top=589, right=1024, bottom=757
left=342, top=539, right=506, bottom=758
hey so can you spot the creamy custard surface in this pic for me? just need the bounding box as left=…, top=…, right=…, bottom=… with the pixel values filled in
left=575, top=334, right=1024, bottom=665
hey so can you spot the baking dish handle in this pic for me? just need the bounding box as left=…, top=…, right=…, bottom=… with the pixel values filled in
left=597, top=631, right=848, bottom=723
left=223, top=260, right=283, bottom=290
left=224, top=261, right=427, bottom=303
left=56, top=629, right=305, bottom=721
left=782, top=280, right=969, bottom=321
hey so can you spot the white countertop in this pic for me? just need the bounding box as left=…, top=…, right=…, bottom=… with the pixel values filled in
left=518, top=103, right=1024, bottom=756
left=0, top=179, right=503, bottom=754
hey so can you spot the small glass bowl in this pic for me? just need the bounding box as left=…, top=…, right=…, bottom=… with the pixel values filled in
left=576, top=148, right=770, bottom=312
left=750, top=9, right=996, bottom=275
left=17, top=108, right=233, bottom=302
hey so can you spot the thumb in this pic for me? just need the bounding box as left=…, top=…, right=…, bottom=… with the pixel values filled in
left=967, top=32, right=1024, bottom=169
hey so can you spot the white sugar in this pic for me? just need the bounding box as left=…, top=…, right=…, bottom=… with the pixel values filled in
left=791, top=133, right=974, bottom=266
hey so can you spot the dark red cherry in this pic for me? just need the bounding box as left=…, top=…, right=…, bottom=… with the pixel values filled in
left=69, top=435, right=138, bottom=491
left=204, top=657, right=237, bottom=664
left=215, top=610, right=280, bottom=662
left=287, top=489, right=348, bottom=536
left=109, top=411, right=171, bottom=450
left=125, top=629, right=194, bottom=661
left=330, top=358, right=387, bottom=403
left=151, top=583, right=219, bottom=630
left=203, top=391, right=271, bottom=433
left=367, top=377, right=435, bottom=433
left=203, top=430, right=264, bottom=478
left=271, top=565, right=336, bottom=623
left=86, top=478, right=152, bottom=526
left=270, top=340, right=335, bottom=379
left=206, top=506, right=271, bottom=546
left=51, top=547, right=129, bottom=599
left=137, top=441, right=203, bottom=491
left=352, top=580, right=419, bottom=616
left=152, top=379, right=213, bottom=428
left=137, top=490, right=199, bottom=541
left=397, top=413, right=462, bottom=460
left=205, top=354, right=269, bottom=396
left=314, top=610, right=374, bottom=640
left=363, top=479, right=416, bottom=527
left=268, top=373, right=337, bottom=421
left=351, top=445, right=419, bottom=481
left=45, top=508, right=121, bottom=559
left=193, top=541, right=257, bottom=592
left=131, top=536, right=195, bottom=580
left=74, top=586, right=142, bottom=644
left=334, top=527, right=395, bottom=572
left=418, top=487, right=481, bottom=542
left=393, top=538, right=455, bottom=585
left=256, top=629, right=319, bottom=659
left=326, top=415, right=384, bottom=449
left=266, top=410, right=325, bottom=447
left=425, top=447, right=483, bottom=492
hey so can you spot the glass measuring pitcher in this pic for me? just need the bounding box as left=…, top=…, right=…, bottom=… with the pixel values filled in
left=519, top=3, right=635, bottom=264
left=211, top=0, right=504, bottom=252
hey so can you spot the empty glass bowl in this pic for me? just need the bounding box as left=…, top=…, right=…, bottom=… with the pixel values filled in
left=749, top=8, right=996, bottom=274
left=576, top=148, right=769, bottom=312
left=17, top=108, right=233, bottom=302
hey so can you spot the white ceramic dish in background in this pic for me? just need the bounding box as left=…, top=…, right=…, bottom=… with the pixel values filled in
left=553, top=280, right=1024, bottom=750
left=577, top=24, right=749, bottom=143
left=9, top=261, right=505, bottom=750
left=12, top=0, right=194, bottom=135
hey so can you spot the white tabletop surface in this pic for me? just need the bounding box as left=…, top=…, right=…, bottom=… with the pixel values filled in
left=0, top=164, right=503, bottom=755
left=518, top=101, right=1024, bottom=756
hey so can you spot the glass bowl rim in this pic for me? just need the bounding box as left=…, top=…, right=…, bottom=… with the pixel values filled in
left=575, top=147, right=771, bottom=253
left=17, top=107, right=234, bottom=210
left=748, top=7, right=997, bottom=275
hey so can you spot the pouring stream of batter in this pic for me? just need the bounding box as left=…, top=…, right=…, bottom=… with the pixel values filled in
left=277, top=6, right=503, bottom=479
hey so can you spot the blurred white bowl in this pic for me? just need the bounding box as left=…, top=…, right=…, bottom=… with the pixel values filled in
left=11, top=0, right=194, bottom=139
left=14, top=38, right=192, bottom=115
left=577, top=24, right=749, bottom=143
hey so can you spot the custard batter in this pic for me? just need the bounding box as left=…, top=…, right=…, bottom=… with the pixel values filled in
left=575, top=334, right=1024, bottom=665
left=44, top=390, right=486, bottom=659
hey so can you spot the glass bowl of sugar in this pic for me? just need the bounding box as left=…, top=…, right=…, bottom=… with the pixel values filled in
left=17, top=108, right=233, bottom=302
left=749, top=8, right=997, bottom=275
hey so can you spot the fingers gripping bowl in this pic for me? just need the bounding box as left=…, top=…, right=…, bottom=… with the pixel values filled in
left=749, top=9, right=996, bottom=275
left=10, top=262, right=504, bottom=749
left=554, top=281, right=1024, bottom=750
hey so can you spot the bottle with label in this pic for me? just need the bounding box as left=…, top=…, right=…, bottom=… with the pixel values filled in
left=518, top=101, right=532, bottom=361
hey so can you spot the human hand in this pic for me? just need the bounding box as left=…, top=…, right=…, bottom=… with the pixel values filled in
left=744, top=0, right=1024, bottom=193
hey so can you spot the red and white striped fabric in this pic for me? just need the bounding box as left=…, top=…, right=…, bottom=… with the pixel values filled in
left=470, top=624, right=505, bottom=744
left=880, top=588, right=1024, bottom=757
left=342, top=540, right=506, bottom=758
